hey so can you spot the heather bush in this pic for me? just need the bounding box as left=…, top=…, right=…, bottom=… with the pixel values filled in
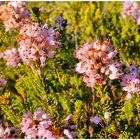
left=0, top=1, right=140, bottom=139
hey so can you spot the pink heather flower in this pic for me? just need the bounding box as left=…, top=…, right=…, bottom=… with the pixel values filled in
left=122, top=1, right=140, bottom=24
left=0, top=2, right=29, bottom=31
left=36, top=70, right=41, bottom=76
left=3, top=48, right=21, bottom=67
left=17, top=20, right=60, bottom=66
left=2, top=22, right=60, bottom=67
left=109, top=62, right=122, bottom=80
left=33, top=107, right=46, bottom=121
left=42, top=113, right=52, bottom=120
left=20, top=107, right=59, bottom=139
left=38, top=120, right=52, bottom=129
left=63, top=129, right=73, bottom=139
left=23, top=111, right=32, bottom=118
left=47, top=50, right=56, bottom=58
left=74, top=40, right=122, bottom=87
left=39, top=50, right=45, bottom=56
left=0, top=122, right=18, bottom=139
left=1, top=3, right=60, bottom=67
left=43, top=130, right=55, bottom=139
left=25, top=127, right=37, bottom=139
left=38, top=129, right=55, bottom=139
left=65, top=114, right=72, bottom=121
left=104, top=111, right=110, bottom=120
left=20, top=117, right=33, bottom=133
left=17, top=39, right=37, bottom=65
left=38, top=128, right=47, bottom=138
left=121, top=65, right=140, bottom=94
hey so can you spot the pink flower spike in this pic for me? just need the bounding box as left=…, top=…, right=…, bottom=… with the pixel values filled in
left=74, top=40, right=122, bottom=87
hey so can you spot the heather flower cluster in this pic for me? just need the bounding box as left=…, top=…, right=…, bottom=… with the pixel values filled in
left=0, top=2, right=60, bottom=67
left=2, top=48, right=21, bottom=67
left=0, top=1, right=29, bottom=31
left=122, top=1, right=140, bottom=24
left=20, top=108, right=57, bottom=139
left=74, top=40, right=122, bottom=87
left=0, top=74, right=7, bottom=87
left=17, top=21, right=60, bottom=66
left=0, top=121, right=18, bottom=139
left=121, top=65, right=140, bottom=94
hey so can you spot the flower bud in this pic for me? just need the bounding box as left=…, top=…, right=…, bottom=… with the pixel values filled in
left=65, top=114, right=72, bottom=121
left=104, top=111, right=110, bottom=120
left=63, top=129, right=73, bottom=139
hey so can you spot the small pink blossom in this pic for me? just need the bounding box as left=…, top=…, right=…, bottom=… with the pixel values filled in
left=3, top=48, right=21, bottom=67
left=122, top=1, right=140, bottom=24
left=47, top=50, right=56, bottom=58
left=25, top=128, right=37, bottom=139
left=36, top=70, right=41, bottom=76
left=0, top=122, right=18, bottom=138
left=44, top=130, right=55, bottom=139
left=64, top=129, right=73, bottom=139
left=65, top=114, right=72, bottom=121
left=104, top=112, right=110, bottom=120
left=39, top=120, right=52, bottom=129
left=121, top=65, right=140, bottom=94
left=33, top=107, right=45, bottom=121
